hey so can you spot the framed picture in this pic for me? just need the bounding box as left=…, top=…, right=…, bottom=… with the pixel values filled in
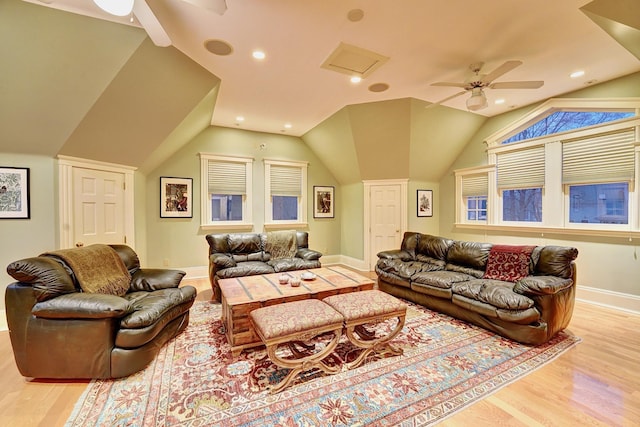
left=160, top=176, right=192, bottom=218
left=313, top=185, right=334, bottom=218
left=417, top=189, right=433, bottom=217
left=0, top=167, right=30, bottom=219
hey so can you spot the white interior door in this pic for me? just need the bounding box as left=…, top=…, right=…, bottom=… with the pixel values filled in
left=73, top=168, right=125, bottom=247
left=369, top=184, right=403, bottom=267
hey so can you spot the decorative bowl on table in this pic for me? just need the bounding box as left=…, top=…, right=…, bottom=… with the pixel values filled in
left=300, top=272, right=316, bottom=281
left=289, top=277, right=301, bottom=287
left=278, top=274, right=289, bottom=285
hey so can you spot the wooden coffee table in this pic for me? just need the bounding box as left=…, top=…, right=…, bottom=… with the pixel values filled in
left=218, top=266, right=374, bottom=356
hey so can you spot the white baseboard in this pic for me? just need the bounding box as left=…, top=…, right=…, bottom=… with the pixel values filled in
left=576, top=285, right=640, bottom=315
left=1, top=309, right=7, bottom=332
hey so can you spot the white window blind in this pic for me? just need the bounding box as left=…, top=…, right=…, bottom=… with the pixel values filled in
left=461, top=174, right=488, bottom=197
left=562, top=128, right=635, bottom=184
left=497, top=146, right=545, bottom=189
left=270, top=165, right=302, bottom=196
left=208, top=160, right=246, bottom=194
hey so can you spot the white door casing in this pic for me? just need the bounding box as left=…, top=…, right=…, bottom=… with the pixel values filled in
left=58, top=156, right=136, bottom=250
left=363, top=179, right=407, bottom=270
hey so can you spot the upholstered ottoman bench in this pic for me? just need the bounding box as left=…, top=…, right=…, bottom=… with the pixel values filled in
left=323, top=290, right=407, bottom=369
left=249, top=298, right=345, bottom=393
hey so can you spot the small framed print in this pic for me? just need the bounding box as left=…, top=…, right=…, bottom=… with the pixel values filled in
left=313, top=186, right=334, bottom=218
left=160, top=176, right=192, bottom=218
left=0, top=167, right=30, bottom=219
left=417, top=189, right=433, bottom=217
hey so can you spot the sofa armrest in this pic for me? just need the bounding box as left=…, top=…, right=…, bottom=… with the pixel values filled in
left=32, top=293, right=133, bottom=320
left=296, top=248, right=322, bottom=260
left=130, top=269, right=186, bottom=291
left=210, top=253, right=237, bottom=269
left=513, top=276, right=574, bottom=296
left=377, top=249, right=412, bottom=261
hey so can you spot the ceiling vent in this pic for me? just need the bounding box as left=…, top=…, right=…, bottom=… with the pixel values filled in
left=321, top=42, right=389, bottom=78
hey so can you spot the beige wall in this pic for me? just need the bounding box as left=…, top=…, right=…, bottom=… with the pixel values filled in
left=143, top=126, right=340, bottom=269
left=0, top=154, right=57, bottom=301
left=439, top=72, right=640, bottom=299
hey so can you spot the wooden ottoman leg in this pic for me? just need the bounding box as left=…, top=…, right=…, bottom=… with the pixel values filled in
left=323, top=290, right=408, bottom=369
left=249, top=299, right=345, bottom=393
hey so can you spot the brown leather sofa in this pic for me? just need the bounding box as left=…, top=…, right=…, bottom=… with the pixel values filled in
left=5, top=244, right=196, bottom=379
left=206, top=231, right=322, bottom=302
left=376, top=232, right=578, bottom=345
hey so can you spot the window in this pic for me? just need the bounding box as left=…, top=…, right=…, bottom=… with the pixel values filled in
left=455, top=98, right=640, bottom=235
left=457, top=167, right=491, bottom=223
left=264, top=159, right=307, bottom=226
left=200, top=154, right=253, bottom=228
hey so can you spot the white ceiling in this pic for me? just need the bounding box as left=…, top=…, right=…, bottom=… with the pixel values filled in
left=25, top=0, right=640, bottom=136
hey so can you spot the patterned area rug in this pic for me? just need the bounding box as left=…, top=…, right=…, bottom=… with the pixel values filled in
left=66, top=300, right=580, bottom=426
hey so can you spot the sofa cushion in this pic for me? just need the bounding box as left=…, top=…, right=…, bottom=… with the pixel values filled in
left=452, top=294, right=540, bottom=324
left=268, top=258, right=321, bottom=272
left=513, top=275, right=574, bottom=296
left=411, top=270, right=474, bottom=289
left=216, top=261, right=274, bottom=278
left=416, top=234, right=453, bottom=261
left=452, top=279, right=534, bottom=311
left=376, top=259, right=437, bottom=280
left=120, top=287, right=197, bottom=329
left=483, top=245, right=536, bottom=282
left=375, top=268, right=411, bottom=289
left=228, top=233, right=263, bottom=254
left=446, top=241, right=492, bottom=271
left=415, top=254, right=446, bottom=269
left=445, top=263, right=485, bottom=279
left=535, top=246, right=578, bottom=279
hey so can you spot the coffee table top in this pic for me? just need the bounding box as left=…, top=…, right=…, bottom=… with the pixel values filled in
left=219, top=266, right=374, bottom=306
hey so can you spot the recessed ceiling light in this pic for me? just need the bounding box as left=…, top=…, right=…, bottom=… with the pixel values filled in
left=350, top=76, right=362, bottom=83
left=570, top=70, right=585, bottom=78
left=252, top=50, right=266, bottom=60
left=284, top=123, right=292, bottom=129
left=235, top=116, right=245, bottom=122
left=495, top=99, right=505, bottom=105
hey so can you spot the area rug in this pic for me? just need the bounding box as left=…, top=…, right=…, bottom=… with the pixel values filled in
left=66, top=300, right=580, bottom=427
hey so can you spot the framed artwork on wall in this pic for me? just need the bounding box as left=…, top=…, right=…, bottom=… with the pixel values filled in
left=313, top=185, right=334, bottom=218
left=160, top=176, right=192, bottom=218
left=0, top=166, right=30, bottom=219
left=417, top=189, right=433, bottom=217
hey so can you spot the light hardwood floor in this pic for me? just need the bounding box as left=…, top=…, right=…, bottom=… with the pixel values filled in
left=1, top=274, right=638, bottom=426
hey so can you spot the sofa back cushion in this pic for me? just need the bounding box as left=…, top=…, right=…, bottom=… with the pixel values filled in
left=228, top=233, right=262, bottom=254
left=206, top=233, right=230, bottom=254
left=535, top=246, right=578, bottom=279
left=416, top=234, right=453, bottom=261
left=446, top=241, right=492, bottom=274
left=400, top=232, right=420, bottom=259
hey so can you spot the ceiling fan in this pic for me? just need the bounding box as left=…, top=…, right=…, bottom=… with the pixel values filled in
left=430, top=60, right=544, bottom=111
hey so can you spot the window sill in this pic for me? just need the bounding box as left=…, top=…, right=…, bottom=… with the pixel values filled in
left=200, top=223, right=254, bottom=232
left=454, top=223, right=640, bottom=240
left=264, top=222, right=308, bottom=231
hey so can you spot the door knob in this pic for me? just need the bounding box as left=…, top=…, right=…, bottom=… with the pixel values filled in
left=75, top=242, right=84, bottom=247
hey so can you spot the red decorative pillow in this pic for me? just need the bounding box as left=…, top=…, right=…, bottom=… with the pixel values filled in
left=484, top=245, right=536, bottom=282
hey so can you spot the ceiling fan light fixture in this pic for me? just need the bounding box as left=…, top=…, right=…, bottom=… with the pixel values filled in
left=93, top=0, right=134, bottom=16
left=466, top=88, right=488, bottom=111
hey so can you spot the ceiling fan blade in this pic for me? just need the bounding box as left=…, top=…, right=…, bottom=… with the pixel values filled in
left=481, top=60, right=523, bottom=84
left=426, top=90, right=467, bottom=108
left=431, top=82, right=467, bottom=88
left=489, top=80, right=544, bottom=89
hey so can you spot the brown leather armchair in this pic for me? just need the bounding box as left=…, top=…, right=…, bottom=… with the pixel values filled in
left=5, top=244, right=196, bottom=379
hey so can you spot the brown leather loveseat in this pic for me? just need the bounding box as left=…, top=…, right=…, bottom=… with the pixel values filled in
left=206, top=230, right=322, bottom=301
left=376, top=232, right=578, bottom=345
left=5, top=244, right=196, bottom=379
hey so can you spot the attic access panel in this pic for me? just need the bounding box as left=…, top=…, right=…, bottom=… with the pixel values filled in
left=321, top=42, right=389, bottom=77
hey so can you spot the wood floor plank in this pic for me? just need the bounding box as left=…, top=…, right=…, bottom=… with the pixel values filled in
left=1, top=274, right=638, bottom=426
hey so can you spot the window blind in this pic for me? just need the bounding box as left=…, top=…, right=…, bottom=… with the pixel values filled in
left=497, top=145, right=545, bottom=189
left=461, top=174, right=488, bottom=197
left=270, top=164, right=301, bottom=196
left=562, top=128, right=635, bottom=184
left=208, top=160, right=246, bottom=194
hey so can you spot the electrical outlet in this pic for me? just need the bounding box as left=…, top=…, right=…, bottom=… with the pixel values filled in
left=163, top=259, right=169, bottom=267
